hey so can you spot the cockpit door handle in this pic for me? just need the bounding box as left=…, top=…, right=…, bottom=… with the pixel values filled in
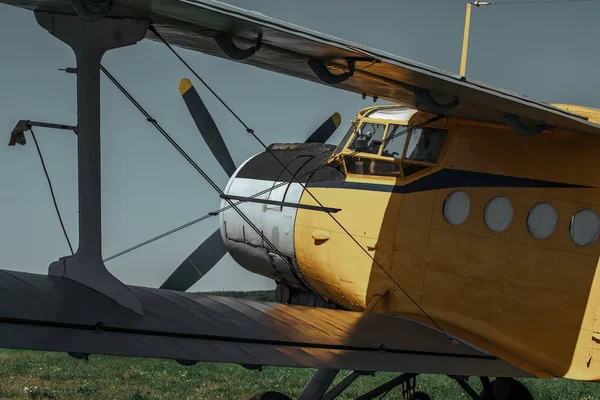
left=366, top=240, right=378, bottom=251
left=311, top=230, right=330, bottom=242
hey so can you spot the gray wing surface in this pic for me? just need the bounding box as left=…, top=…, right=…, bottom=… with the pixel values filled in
left=1, top=0, right=598, bottom=135
left=0, top=270, right=530, bottom=377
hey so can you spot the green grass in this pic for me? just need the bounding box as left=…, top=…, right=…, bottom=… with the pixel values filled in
left=0, top=350, right=599, bottom=399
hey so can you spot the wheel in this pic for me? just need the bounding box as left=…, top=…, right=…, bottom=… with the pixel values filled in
left=250, top=391, right=292, bottom=400
left=410, top=391, right=431, bottom=400
left=479, top=378, right=533, bottom=400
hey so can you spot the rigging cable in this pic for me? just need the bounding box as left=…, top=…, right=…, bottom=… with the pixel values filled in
left=103, top=121, right=428, bottom=262
left=492, top=0, right=593, bottom=4
left=104, top=177, right=294, bottom=262
left=104, top=175, right=300, bottom=262
left=100, top=65, right=310, bottom=288
left=30, top=128, right=75, bottom=256
left=150, top=26, right=452, bottom=340
left=259, top=114, right=451, bottom=339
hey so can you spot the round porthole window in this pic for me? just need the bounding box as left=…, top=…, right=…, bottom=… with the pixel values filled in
left=443, top=191, right=470, bottom=226
left=527, top=203, right=558, bottom=240
left=570, top=209, right=600, bottom=247
left=484, top=197, right=513, bottom=232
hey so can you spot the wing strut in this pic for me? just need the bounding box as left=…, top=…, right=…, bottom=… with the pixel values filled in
left=34, top=11, right=148, bottom=315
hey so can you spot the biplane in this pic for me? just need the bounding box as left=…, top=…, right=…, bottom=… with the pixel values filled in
left=1, top=0, right=600, bottom=399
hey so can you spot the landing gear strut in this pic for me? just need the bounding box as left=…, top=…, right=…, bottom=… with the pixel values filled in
left=250, top=369, right=429, bottom=400
left=249, top=372, right=533, bottom=400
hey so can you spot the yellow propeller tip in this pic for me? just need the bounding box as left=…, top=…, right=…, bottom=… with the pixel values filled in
left=332, top=112, right=342, bottom=128
left=179, top=78, right=193, bottom=95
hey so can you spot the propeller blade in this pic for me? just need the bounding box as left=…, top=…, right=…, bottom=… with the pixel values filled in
left=305, top=112, right=342, bottom=143
left=160, top=228, right=227, bottom=291
left=179, top=78, right=237, bottom=177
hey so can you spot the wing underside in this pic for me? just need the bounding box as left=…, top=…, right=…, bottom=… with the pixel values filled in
left=2, top=0, right=598, bottom=135
left=0, top=270, right=531, bottom=377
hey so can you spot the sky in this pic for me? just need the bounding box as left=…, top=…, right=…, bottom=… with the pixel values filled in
left=0, top=0, right=599, bottom=291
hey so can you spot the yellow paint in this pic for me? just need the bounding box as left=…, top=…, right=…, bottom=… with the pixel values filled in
left=294, top=105, right=600, bottom=381
left=332, top=112, right=342, bottom=128
left=460, top=3, right=472, bottom=77
left=459, top=1, right=493, bottom=76
left=552, top=104, right=600, bottom=125
left=179, top=78, right=193, bottom=95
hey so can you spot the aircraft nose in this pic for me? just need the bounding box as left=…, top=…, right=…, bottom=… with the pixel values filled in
left=217, top=152, right=304, bottom=286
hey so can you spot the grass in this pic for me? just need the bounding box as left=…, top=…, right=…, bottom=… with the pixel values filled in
left=0, top=350, right=600, bottom=399
left=1, top=291, right=599, bottom=399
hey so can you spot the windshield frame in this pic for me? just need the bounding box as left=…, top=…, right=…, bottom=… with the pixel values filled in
left=333, top=115, right=447, bottom=179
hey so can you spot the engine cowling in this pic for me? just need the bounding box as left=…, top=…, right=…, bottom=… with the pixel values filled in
left=218, top=143, right=340, bottom=289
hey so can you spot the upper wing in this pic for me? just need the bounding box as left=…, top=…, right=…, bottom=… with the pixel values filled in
left=0, top=270, right=531, bottom=377
left=2, top=0, right=597, bottom=135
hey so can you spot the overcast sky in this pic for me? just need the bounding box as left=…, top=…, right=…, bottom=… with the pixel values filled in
left=0, top=0, right=599, bottom=291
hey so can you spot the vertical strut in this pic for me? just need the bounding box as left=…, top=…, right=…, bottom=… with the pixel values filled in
left=35, top=12, right=149, bottom=315
left=356, top=373, right=417, bottom=400
left=322, top=371, right=362, bottom=400
left=298, top=369, right=339, bottom=400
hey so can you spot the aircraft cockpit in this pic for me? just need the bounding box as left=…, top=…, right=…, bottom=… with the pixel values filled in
left=332, top=106, right=448, bottom=179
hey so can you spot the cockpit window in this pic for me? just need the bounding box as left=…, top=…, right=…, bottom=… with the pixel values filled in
left=334, top=123, right=357, bottom=154
left=334, top=115, right=448, bottom=180
left=345, top=157, right=401, bottom=176
left=405, top=128, right=447, bottom=163
left=348, top=122, right=386, bottom=154
left=382, top=124, right=409, bottom=158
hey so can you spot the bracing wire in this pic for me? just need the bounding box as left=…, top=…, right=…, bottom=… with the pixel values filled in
left=104, top=175, right=298, bottom=262
left=104, top=213, right=212, bottom=262
left=104, top=177, right=292, bottom=262
left=150, top=25, right=453, bottom=340
left=260, top=116, right=452, bottom=339
left=492, top=0, right=593, bottom=4
left=100, top=65, right=309, bottom=287
left=103, top=121, right=429, bottom=262
left=30, top=128, right=75, bottom=256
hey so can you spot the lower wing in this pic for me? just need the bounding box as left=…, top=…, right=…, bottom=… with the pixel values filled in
left=0, top=270, right=530, bottom=378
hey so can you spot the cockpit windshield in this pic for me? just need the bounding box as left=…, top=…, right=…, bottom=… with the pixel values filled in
left=332, top=112, right=448, bottom=179
left=334, top=124, right=356, bottom=154
left=348, top=123, right=386, bottom=154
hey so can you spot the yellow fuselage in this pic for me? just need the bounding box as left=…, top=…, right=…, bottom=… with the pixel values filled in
left=294, top=107, right=600, bottom=381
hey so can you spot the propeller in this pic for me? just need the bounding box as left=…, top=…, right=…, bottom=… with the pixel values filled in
left=305, top=112, right=341, bottom=144
left=159, top=229, right=225, bottom=290
left=159, top=78, right=341, bottom=291
left=179, top=78, right=237, bottom=177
